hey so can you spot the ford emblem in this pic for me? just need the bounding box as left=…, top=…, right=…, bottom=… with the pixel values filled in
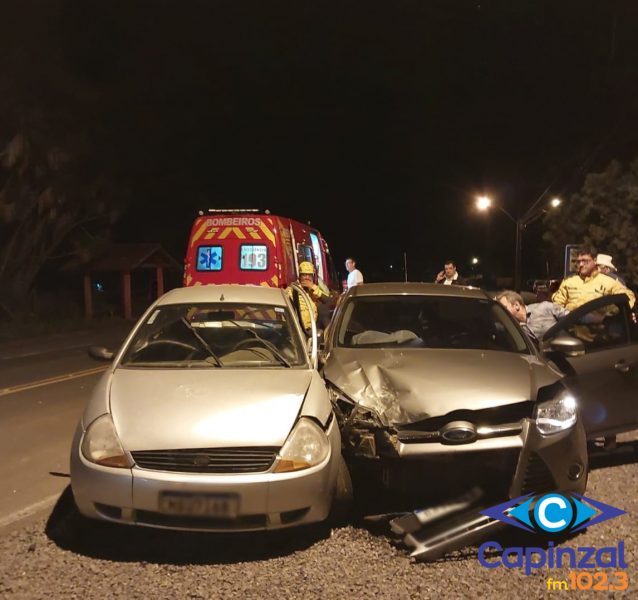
left=440, top=421, right=477, bottom=444
left=193, top=454, right=211, bottom=466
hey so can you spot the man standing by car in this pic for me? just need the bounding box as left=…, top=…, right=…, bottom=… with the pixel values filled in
left=552, top=247, right=635, bottom=311
left=435, top=261, right=467, bottom=285
left=345, top=257, right=364, bottom=289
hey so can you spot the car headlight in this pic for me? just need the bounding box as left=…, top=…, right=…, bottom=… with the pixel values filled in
left=535, top=391, right=577, bottom=435
left=81, top=414, right=133, bottom=468
left=273, top=417, right=330, bottom=473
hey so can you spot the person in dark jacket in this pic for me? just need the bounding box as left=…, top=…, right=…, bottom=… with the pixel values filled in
left=435, top=260, right=467, bottom=285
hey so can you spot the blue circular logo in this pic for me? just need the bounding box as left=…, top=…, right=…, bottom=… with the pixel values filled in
left=533, top=494, right=574, bottom=533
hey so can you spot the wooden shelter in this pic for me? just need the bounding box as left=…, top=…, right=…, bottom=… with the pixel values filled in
left=76, top=243, right=182, bottom=319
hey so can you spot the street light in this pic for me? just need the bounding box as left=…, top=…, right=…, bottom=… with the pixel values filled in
left=471, top=257, right=479, bottom=265
left=475, top=194, right=562, bottom=290
left=476, top=196, right=492, bottom=211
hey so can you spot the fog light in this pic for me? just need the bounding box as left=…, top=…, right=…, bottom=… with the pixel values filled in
left=568, top=462, right=584, bottom=480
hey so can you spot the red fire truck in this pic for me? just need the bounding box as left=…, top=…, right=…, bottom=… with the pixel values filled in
left=184, top=209, right=340, bottom=291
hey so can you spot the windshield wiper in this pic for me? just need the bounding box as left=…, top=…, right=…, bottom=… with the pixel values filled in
left=179, top=317, right=223, bottom=367
left=229, top=346, right=289, bottom=367
left=227, top=320, right=291, bottom=367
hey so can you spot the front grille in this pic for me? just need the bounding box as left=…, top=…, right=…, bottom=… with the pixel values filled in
left=365, top=448, right=520, bottom=501
left=131, top=447, right=278, bottom=473
left=520, top=452, right=555, bottom=494
left=136, top=510, right=267, bottom=530
left=398, top=401, right=534, bottom=433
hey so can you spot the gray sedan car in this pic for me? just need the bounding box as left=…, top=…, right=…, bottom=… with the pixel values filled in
left=322, top=283, right=589, bottom=506
left=71, top=284, right=345, bottom=531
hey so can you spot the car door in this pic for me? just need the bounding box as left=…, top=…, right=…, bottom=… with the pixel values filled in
left=542, top=294, right=638, bottom=438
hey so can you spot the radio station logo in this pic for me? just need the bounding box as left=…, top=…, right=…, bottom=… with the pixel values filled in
left=480, top=492, right=625, bottom=535
left=477, top=493, right=628, bottom=577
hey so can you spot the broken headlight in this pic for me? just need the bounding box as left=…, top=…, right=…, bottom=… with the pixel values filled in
left=535, top=391, right=577, bottom=435
left=327, top=384, right=355, bottom=407
left=327, top=384, right=383, bottom=427
left=327, top=384, right=355, bottom=422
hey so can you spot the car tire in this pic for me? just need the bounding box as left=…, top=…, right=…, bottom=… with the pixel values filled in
left=328, top=455, right=353, bottom=525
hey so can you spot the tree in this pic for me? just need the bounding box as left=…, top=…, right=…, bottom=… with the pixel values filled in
left=543, top=158, right=638, bottom=286
left=0, top=131, right=122, bottom=311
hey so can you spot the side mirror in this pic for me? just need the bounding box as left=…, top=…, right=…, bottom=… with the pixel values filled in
left=546, top=334, right=585, bottom=357
left=88, top=346, right=114, bottom=362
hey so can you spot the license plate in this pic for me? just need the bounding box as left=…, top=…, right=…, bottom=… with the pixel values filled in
left=159, top=493, right=239, bottom=518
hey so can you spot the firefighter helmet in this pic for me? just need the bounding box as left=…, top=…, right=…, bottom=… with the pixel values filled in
left=299, top=261, right=315, bottom=275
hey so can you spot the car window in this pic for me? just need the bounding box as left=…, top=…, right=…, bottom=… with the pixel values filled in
left=121, top=302, right=306, bottom=368
left=335, top=295, right=529, bottom=353
left=550, top=298, right=631, bottom=352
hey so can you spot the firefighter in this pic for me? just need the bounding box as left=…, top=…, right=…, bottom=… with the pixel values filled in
left=286, top=261, right=329, bottom=333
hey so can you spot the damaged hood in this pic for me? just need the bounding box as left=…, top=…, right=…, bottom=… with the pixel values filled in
left=323, top=347, right=560, bottom=426
left=110, top=368, right=312, bottom=450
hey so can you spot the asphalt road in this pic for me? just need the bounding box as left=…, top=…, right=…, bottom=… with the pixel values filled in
left=0, top=325, right=130, bottom=534
left=0, top=326, right=636, bottom=598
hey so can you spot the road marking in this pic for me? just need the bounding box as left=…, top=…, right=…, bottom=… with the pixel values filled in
left=0, top=343, right=89, bottom=360
left=0, top=493, right=61, bottom=529
left=0, top=366, right=108, bottom=397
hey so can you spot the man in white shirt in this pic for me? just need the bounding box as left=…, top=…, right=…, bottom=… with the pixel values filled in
left=345, top=257, right=364, bottom=289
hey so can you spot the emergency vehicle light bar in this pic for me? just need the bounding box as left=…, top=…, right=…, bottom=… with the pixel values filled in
left=198, top=208, right=270, bottom=215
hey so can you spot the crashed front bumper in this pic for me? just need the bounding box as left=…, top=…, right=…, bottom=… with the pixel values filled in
left=347, top=418, right=587, bottom=498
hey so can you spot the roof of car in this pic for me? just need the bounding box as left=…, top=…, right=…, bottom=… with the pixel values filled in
left=346, top=282, right=491, bottom=300
left=157, top=284, right=289, bottom=306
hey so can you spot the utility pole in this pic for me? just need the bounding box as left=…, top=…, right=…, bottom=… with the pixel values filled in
left=476, top=196, right=562, bottom=292
left=514, top=220, right=523, bottom=291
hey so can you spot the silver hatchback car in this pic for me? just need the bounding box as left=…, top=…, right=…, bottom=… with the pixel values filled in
left=71, top=285, right=344, bottom=531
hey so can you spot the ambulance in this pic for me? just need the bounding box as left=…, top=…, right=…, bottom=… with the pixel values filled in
left=184, top=209, right=340, bottom=291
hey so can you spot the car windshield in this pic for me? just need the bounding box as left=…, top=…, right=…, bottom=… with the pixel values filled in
left=335, top=295, right=529, bottom=353
left=121, top=302, right=307, bottom=368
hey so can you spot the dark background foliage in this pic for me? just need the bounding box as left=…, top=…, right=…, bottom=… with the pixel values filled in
left=2, top=0, right=638, bottom=309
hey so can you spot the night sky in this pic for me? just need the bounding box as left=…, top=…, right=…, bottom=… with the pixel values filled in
left=3, top=0, right=638, bottom=283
